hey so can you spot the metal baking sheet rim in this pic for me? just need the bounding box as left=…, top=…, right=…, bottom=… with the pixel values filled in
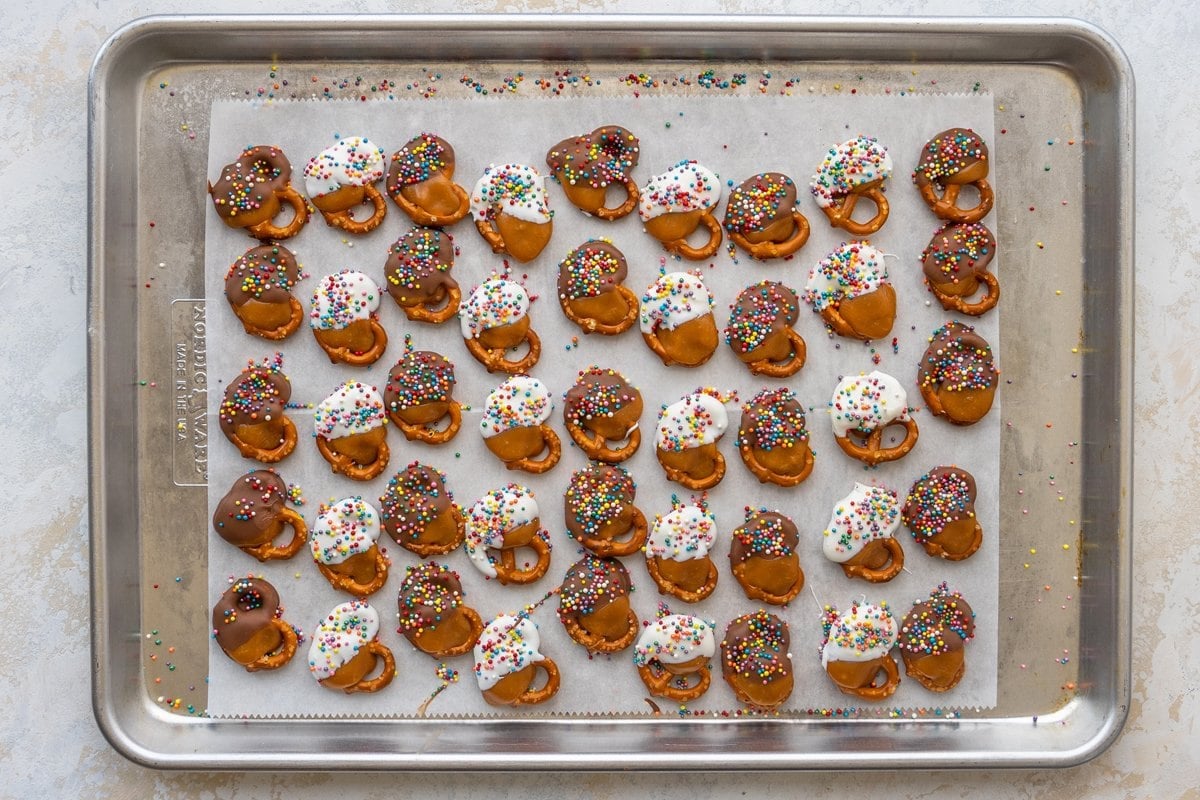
left=87, top=13, right=1134, bottom=771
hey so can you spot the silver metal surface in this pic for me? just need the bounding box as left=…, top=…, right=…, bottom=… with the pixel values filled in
left=88, top=13, right=1133, bottom=770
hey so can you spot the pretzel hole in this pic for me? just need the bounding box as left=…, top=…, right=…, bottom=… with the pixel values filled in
left=951, top=182, right=981, bottom=208
left=505, top=336, right=532, bottom=361
left=880, top=424, right=909, bottom=449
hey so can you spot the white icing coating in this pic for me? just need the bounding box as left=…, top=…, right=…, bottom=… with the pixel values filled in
left=809, top=135, right=893, bottom=208
left=802, top=242, right=889, bottom=311
left=639, top=271, right=713, bottom=333
left=828, top=371, right=910, bottom=437
left=308, top=600, right=380, bottom=681
left=473, top=614, right=546, bottom=691
left=309, top=270, right=382, bottom=330
left=463, top=485, right=540, bottom=578
left=822, top=482, right=902, bottom=563
left=313, top=380, right=387, bottom=440
left=459, top=279, right=530, bottom=340
left=820, top=602, right=898, bottom=668
left=633, top=614, right=716, bottom=666
left=655, top=391, right=728, bottom=451
left=646, top=503, right=717, bottom=563
left=303, top=136, right=386, bottom=198
left=470, top=163, right=551, bottom=224
left=480, top=376, right=554, bottom=438
left=638, top=160, right=721, bottom=221
left=310, top=496, right=381, bottom=566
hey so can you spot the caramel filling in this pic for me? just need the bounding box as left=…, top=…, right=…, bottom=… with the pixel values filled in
left=734, top=554, right=800, bottom=598
left=410, top=607, right=476, bottom=654
left=654, top=555, right=712, bottom=591
left=311, top=183, right=368, bottom=214
left=936, top=385, right=996, bottom=425
left=483, top=664, right=536, bottom=705
left=567, top=291, right=634, bottom=327
left=316, top=318, right=380, bottom=354
left=400, top=172, right=460, bottom=217
left=476, top=315, right=531, bottom=350
left=234, top=297, right=295, bottom=331
left=326, top=547, right=382, bottom=586
left=233, top=418, right=289, bottom=450
left=834, top=284, right=896, bottom=340
left=751, top=441, right=811, bottom=476
left=643, top=208, right=704, bottom=244
left=320, top=645, right=379, bottom=690
left=742, top=213, right=796, bottom=244
left=655, top=314, right=719, bottom=366
left=577, top=595, right=632, bottom=640
left=227, top=624, right=285, bottom=667
left=494, top=212, right=552, bottom=263
left=326, top=426, right=387, bottom=467
left=485, top=425, right=548, bottom=463
left=737, top=328, right=794, bottom=365
left=658, top=442, right=720, bottom=480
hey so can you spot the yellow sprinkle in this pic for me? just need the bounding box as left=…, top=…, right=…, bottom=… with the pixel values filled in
left=1036, top=242, right=1044, bottom=249
left=833, top=83, right=842, bottom=90
left=1055, top=290, right=1063, bottom=295
left=1029, top=548, right=1037, bottom=554
left=1023, top=563, right=1030, bottom=568
left=998, top=104, right=1005, bottom=110
left=1071, top=348, right=1079, bottom=353
left=1062, top=544, right=1071, bottom=550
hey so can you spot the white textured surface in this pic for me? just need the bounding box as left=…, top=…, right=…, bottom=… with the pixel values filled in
left=1, top=1, right=1194, bottom=798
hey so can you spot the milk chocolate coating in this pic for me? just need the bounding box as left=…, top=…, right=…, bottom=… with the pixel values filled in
left=913, top=128, right=989, bottom=187
left=557, top=240, right=629, bottom=300
left=218, top=363, right=292, bottom=436
left=921, top=222, right=996, bottom=286
left=729, top=510, right=799, bottom=565
left=902, top=466, right=978, bottom=544
left=387, top=133, right=457, bottom=192
left=211, top=576, right=283, bottom=655
left=898, top=585, right=976, bottom=661
left=384, top=227, right=458, bottom=307
left=917, top=321, right=998, bottom=393
left=396, top=561, right=468, bottom=635
left=737, top=388, right=809, bottom=452
left=212, top=470, right=291, bottom=547
left=721, top=611, right=792, bottom=687
left=545, top=125, right=640, bottom=188
left=557, top=554, right=632, bottom=621
left=379, top=463, right=455, bottom=546
left=210, top=145, right=294, bottom=222
left=723, top=172, right=797, bottom=234
left=725, top=281, right=800, bottom=355
left=563, top=367, right=640, bottom=429
left=384, top=350, right=456, bottom=412
left=564, top=463, right=637, bottom=541
left=225, top=244, right=302, bottom=307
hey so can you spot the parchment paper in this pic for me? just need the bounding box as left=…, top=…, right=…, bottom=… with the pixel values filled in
left=204, top=90, right=998, bottom=717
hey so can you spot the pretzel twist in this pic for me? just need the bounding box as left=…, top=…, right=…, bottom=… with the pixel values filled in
left=576, top=505, right=648, bottom=558
left=834, top=417, right=919, bottom=466
left=413, top=605, right=484, bottom=659
left=402, top=284, right=462, bottom=324
left=657, top=449, right=726, bottom=491
left=391, top=181, right=471, bottom=227
left=729, top=210, right=811, bottom=260
left=515, top=660, right=560, bottom=705
left=502, top=425, right=561, bottom=474
left=833, top=655, right=901, bottom=700
left=565, top=420, right=640, bottom=464
left=930, top=270, right=1000, bottom=317
left=738, top=438, right=815, bottom=487
left=560, top=284, right=640, bottom=336
left=839, top=537, right=905, bottom=583
left=245, top=618, right=298, bottom=672
left=637, top=662, right=711, bottom=702
left=391, top=400, right=462, bottom=445
left=231, top=416, right=297, bottom=464
left=316, top=548, right=389, bottom=598
left=246, top=185, right=308, bottom=241
left=733, top=562, right=805, bottom=606
left=493, top=534, right=552, bottom=585
left=562, top=608, right=640, bottom=654
left=314, top=318, right=388, bottom=366
left=398, top=506, right=466, bottom=558
left=594, top=178, right=640, bottom=221
left=746, top=328, right=807, bottom=378
left=235, top=295, right=305, bottom=341
left=474, top=218, right=508, bottom=255
left=919, top=179, right=994, bottom=225
left=661, top=211, right=723, bottom=261
left=240, top=507, right=308, bottom=562
left=820, top=185, right=889, bottom=236
left=646, top=556, right=719, bottom=603
left=465, top=328, right=541, bottom=374
left=318, top=183, right=387, bottom=234
left=316, top=434, right=390, bottom=481
left=342, top=641, right=396, bottom=694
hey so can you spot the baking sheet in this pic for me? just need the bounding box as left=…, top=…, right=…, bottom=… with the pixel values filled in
left=203, top=91, right=999, bottom=717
